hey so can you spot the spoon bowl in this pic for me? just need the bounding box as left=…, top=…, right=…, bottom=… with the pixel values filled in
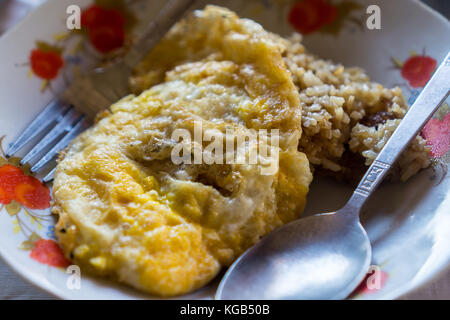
left=216, top=212, right=371, bottom=300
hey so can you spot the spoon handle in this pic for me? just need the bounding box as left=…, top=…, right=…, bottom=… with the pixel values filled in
left=344, top=52, right=450, bottom=215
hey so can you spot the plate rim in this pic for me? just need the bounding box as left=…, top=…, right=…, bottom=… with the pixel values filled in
left=0, top=0, right=449, bottom=300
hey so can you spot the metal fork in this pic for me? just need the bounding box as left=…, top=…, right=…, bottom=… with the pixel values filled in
left=5, top=0, right=195, bottom=182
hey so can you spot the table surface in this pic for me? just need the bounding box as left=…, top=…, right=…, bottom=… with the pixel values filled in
left=0, top=0, right=449, bottom=300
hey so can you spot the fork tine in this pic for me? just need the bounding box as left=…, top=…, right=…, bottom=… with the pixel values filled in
left=43, top=167, right=56, bottom=183
left=6, top=100, right=70, bottom=157
left=20, top=106, right=80, bottom=166
left=31, top=116, right=90, bottom=173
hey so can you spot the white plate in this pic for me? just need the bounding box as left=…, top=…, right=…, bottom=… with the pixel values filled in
left=0, top=0, right=449, bottom=299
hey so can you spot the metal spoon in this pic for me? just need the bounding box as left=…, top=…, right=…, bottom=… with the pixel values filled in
left=216, top=52, right=450, bottom=300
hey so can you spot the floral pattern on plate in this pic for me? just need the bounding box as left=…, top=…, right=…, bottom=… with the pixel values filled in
left=287, top=0, right=364, bottom=35
left=390, top=51, right=449, bottom=159
left=0, top=0, right=449, bottom=299
left=0, top=136, right=67, bottom=268
left=27, top=0, right=136, bottom=92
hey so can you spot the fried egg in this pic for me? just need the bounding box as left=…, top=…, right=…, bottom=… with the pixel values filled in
left=53, top=6, right=312, bottom=297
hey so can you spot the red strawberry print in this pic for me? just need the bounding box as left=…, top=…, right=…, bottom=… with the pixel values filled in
left=0, top=165, right=26, bottom=205
left=89, top=24, right=125, bottom=54
left=422, top=113, right=450, bottom=158
left=30, top=239, right=70, bottom=268
left=353, top=268, right=389, bottom=296
left=0, top=164, right=51, bottom=209
left=15, top=177, right=51, bottom=210
left=401, top=55, right=437, bottom=88
left=288, top=0, right=337, bottom=35
left=29, top=49, right=64, bottom=80
left=81, top=4, right=126, bottom=54
left=81, top=5, right=125, bottom=30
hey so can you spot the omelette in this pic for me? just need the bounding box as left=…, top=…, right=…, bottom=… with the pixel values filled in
left=52, top=6, right=312, bottom=296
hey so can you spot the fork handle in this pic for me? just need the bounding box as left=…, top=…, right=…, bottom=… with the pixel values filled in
left=344, top=51, right=450, bottom=215
left=124, top=0, right=195, bottom=70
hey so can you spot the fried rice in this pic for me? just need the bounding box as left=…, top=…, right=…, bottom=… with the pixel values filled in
left=282, top=33, right=430, bottom=182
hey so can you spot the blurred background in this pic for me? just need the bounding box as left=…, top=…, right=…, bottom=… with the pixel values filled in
left=0, top=0, right=449, bottom=36
left=422, top=0, right=450, bottom=17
